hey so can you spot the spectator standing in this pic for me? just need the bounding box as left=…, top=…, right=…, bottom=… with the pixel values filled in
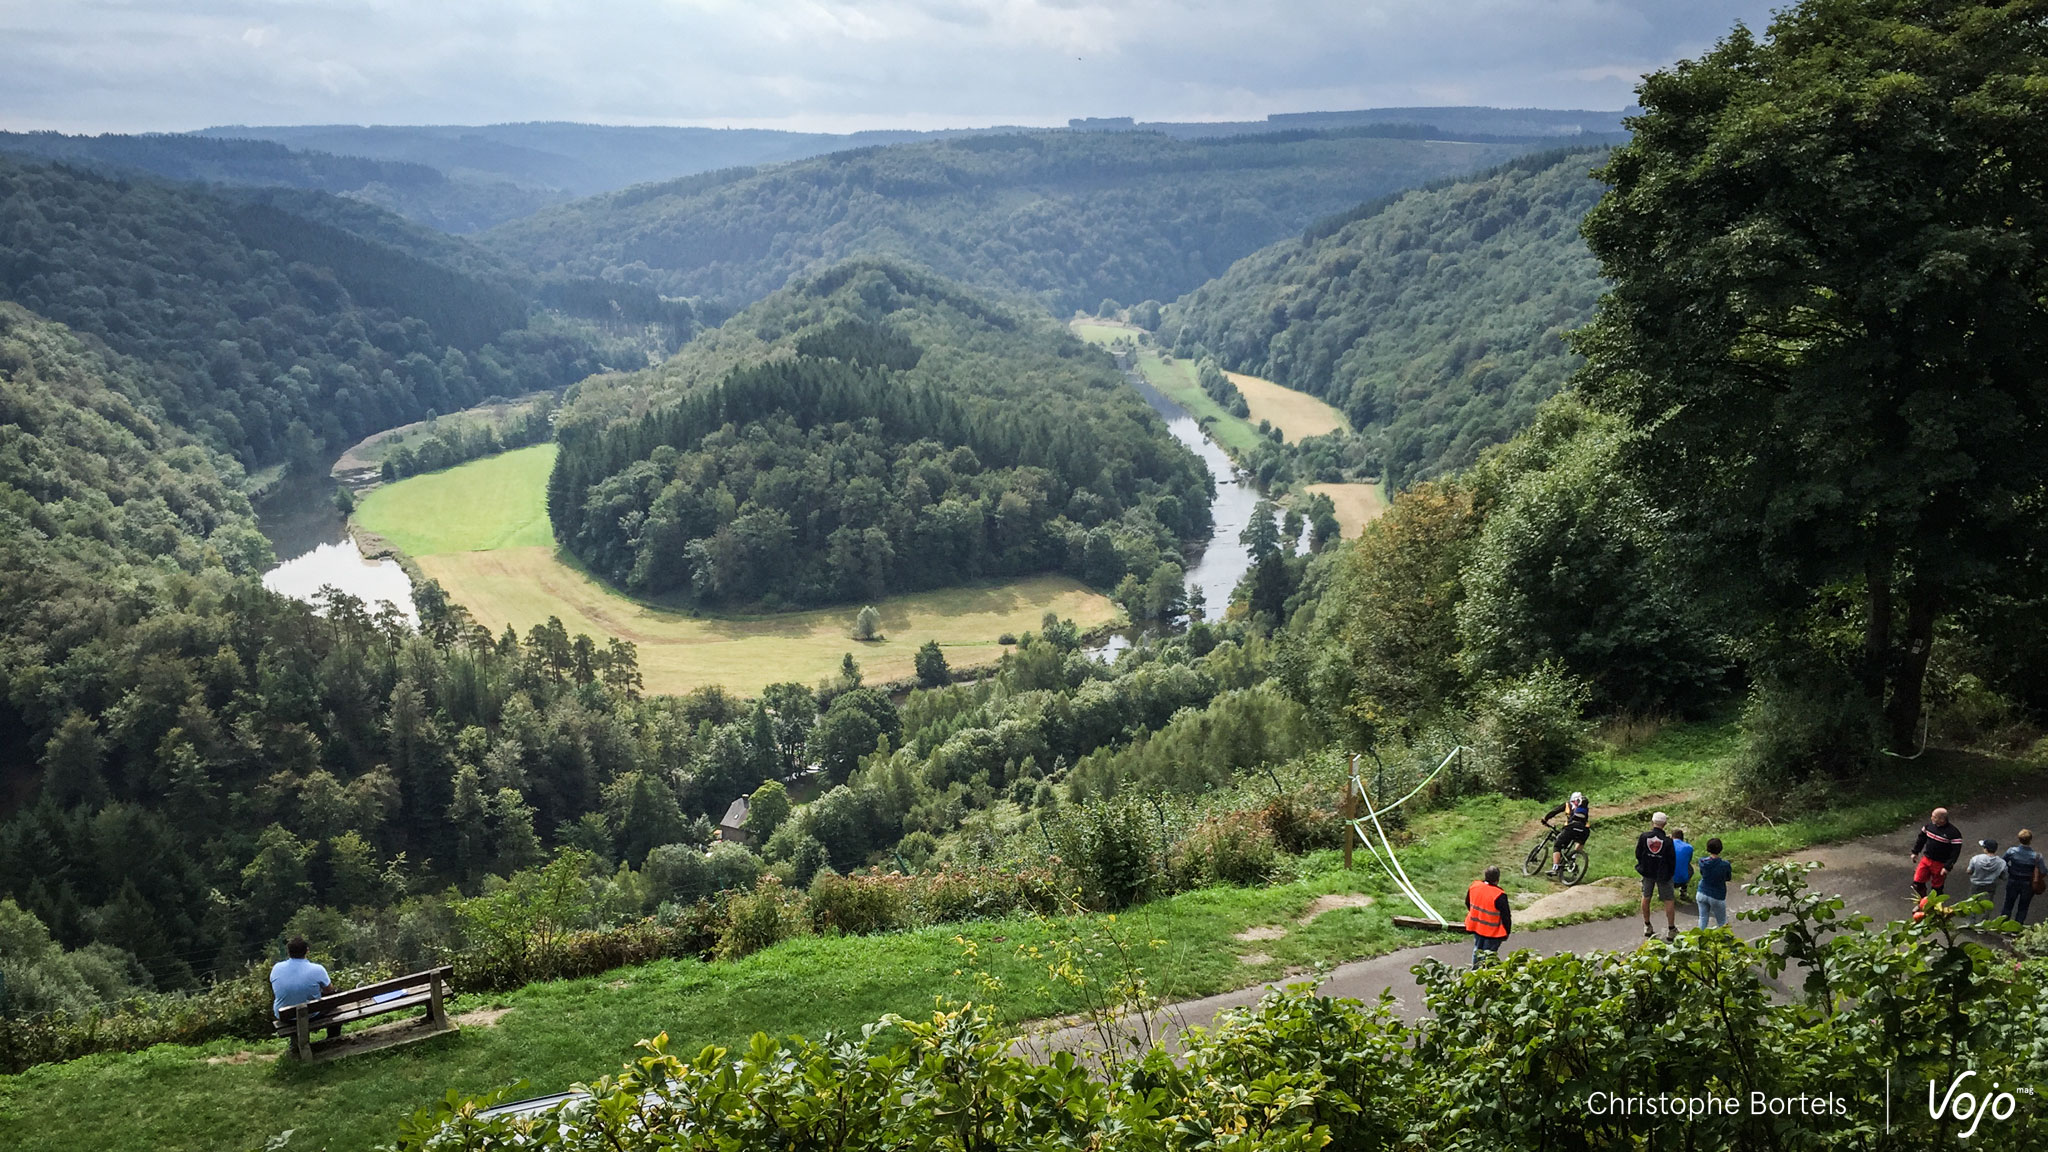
left=1909, top=807, right=1964, bottom=898
left=1672, top=828, right=1696, bottom=903
left=1637, top=812, right=1679, bottom=941
left=1697, top=838, right=1734, bottom=929
left=1464, top=865, right=1512, bottom=969
left=2002, top=830, right=2043, bottom=925
left=1965, top=839, right=2006, bottom=923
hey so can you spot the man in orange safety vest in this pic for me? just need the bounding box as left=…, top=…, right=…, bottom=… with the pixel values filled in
left=1465, top=865, right=1512, bottom=968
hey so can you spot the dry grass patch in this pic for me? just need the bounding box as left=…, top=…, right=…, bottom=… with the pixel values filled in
left=1227, top=371, right=1348, bottom=441
left=416, top=546, right=1117, bottom=696
left=1304, top=481, right=1389, bottom=538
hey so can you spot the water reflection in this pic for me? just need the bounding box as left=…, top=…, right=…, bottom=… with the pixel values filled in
left=255, top=457, right=417, bottom=625
left=262, top=541, right=418, bottom=626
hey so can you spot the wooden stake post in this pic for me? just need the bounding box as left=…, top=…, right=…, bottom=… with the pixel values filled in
left=1341, top=754, right=1359, bottom=870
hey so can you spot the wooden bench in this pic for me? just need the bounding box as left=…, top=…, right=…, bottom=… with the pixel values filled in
left=274, top=966, right=457, bottom=1061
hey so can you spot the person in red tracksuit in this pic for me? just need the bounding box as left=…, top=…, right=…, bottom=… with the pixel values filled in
left=1910, top=807, right=1964, bottom=898
left=1465, top=865, right=1512, bottom=968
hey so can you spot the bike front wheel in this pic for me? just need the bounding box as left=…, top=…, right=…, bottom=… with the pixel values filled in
left=1523, top=836, right=1551, bottom=876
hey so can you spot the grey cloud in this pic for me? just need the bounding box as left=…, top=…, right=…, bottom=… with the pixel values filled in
left=0, top=0, right=1780, bottom=133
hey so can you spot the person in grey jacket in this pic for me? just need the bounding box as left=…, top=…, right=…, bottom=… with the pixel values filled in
left=1966, top=839, right=2006, bottom=922
left=2003, top=829, right=2042, bottom=925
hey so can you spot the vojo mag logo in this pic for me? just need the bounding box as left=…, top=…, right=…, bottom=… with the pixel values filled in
left=1924, top=1071, right=2031, bottom=1140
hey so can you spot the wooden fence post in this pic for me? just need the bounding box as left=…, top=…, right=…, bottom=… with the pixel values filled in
left=1341, top=754, right=1358, bottom=870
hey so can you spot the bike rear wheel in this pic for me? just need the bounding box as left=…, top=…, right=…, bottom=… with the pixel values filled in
left=1559, top=847, right=1589, bottom=887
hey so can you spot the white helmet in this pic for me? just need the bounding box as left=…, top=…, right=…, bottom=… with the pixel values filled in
left=1570, top=792, right=1585, bottom=804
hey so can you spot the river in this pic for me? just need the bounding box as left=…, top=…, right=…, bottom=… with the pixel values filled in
left=255, top=457, right=417, bottom=625
left=1088, top=366, right=1276, bottom=660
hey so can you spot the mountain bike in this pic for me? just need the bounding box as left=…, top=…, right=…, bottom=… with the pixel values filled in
left=1524, top=825, right=1589, bottom=886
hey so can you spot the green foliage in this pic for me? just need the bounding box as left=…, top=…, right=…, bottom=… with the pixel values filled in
left=1467, top=663, right=1594, bottom=796
left=1573, top=0, right=2048, bottom=753
left=743, top=780, right=791, bottom=842
left=912, top=639, right=950, bottom=688
left=551, top=261, right=1210, bottom=608
left=454, top=849, right=599, bottom=989
left=1455, top=397, right=1724, bottom=712
left=1050, top=796, right=1162, bottom=910
left=488, top=130, right=1537, bottom=316
left=377, top=396, right=556, bottom=482
left=713, top=877, right=811, bottom=961
left=1172, top=149, right=1609, bottom=487
left=1165, top=816, right=1279, bottom=889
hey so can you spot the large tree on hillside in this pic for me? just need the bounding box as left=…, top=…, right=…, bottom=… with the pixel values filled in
left=1573, top=0, right=2048, bottom=752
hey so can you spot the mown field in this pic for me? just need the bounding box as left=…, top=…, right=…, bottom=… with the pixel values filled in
left=1227, top=370, right=1348, bottom=441
left=353, top=443, right=558, bottom=554
left=8, top=721, right=2036, bottom=1152
left=1307, top=479, right=1390, bottom=538
left=352, top=444, right=1118, bottom=695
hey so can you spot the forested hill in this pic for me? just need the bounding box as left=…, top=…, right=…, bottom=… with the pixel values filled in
left=550, top=259, right=1211, bottom=614
left=0, top=155, right=604, bottom=469
left=0, top=131, right=560, bottom=234
left=1167, top=148, right=1609, bottom=488
left=482, top=130, right=1544, bottom=316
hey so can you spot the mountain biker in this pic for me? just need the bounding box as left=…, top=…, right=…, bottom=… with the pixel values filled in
left=1541, top=792, right=1591, bottom=876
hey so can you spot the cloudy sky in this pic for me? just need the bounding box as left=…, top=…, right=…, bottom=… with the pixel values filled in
left=4, top=1, right=1780, bottom=134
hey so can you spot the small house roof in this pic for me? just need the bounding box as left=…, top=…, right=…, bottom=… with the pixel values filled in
left=719, top=796, right=749, bottom=829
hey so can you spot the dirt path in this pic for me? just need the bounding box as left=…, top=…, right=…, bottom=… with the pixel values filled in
left=1020, top=787, right=2048, bottom=1057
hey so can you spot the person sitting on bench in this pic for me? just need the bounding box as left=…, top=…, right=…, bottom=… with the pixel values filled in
left=272, top=935, right=340, bottom=1039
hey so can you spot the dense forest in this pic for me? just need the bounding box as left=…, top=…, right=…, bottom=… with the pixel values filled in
left=482, top=129, right=1545, bottom=316
left=0, top=131, right=561, bottom=234
left=0, top=155, right=604, bottom=469
left=1168, top=148, right=1608, bottom=487
left=550, top=260, right=1211, bottom=611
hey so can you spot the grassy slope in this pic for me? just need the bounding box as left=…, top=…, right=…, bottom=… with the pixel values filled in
left=10, top=721, right=2039, bottom=1152
left=353, top=444, right=1117, bottom=695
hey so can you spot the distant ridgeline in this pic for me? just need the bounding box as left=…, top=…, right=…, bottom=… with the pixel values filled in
left=550, top=260, right=1212, bottom=610
left=483, top=129, right=1548, bottom=317
left=1166, top=148, right=1609, bottom=488
left=0, top=155, right=622, bottom=469
left=0, top=130, right=563, bottom=234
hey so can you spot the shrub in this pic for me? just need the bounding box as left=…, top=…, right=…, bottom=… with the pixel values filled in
left=715, top=878, right=811, bottom=961
left=1729, top=668, right=1881, bottom=809
left=807, top=872, right=911, bottom=936
left=1468, top=663, right=1592, bottom=795
left=1259, top=786, right=1347, bottom=855
left=1050, top=797, right=1162, bottom=910
left=904, top=866, right=1061, bottom=924
left=1167, top=817, right=1278, bottom=890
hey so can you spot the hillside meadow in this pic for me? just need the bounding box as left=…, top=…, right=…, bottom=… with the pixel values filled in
left=353, top=444, right=1118, bottom=695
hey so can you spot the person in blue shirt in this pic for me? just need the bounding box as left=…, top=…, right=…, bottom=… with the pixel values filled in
left=1672, top=828, right=1696, bottom=903
left=271, top=936, right=339, bottom=1038
left=1696, top=838, right=1734, bottom=929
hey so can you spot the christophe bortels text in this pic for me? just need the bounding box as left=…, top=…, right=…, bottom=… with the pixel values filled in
left=1585, top=1092, right=1849, bottom=1120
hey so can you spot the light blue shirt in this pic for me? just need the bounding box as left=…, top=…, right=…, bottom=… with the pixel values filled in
left=270, top=957, right=331, bottom=1015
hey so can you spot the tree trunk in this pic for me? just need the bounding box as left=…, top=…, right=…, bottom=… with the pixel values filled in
left=1884, top=582, right=1940, bottom=754
left=1863, top=556, right=1892, bottom=704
